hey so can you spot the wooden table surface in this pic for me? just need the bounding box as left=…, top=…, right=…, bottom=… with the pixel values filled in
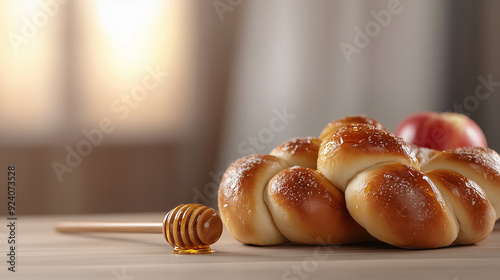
left=1, top=213, right=500, bottom=280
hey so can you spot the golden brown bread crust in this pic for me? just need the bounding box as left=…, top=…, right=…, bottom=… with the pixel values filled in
left=218, top=154, right=289, bottom=245
left=319, top=115, right=386, bottom=140
left=218, top=115, right=500, bottom=249
left=318, top=124, right=419, bottom=192
left=422, top=147, right=500, bottom=219
left=265, top=166, right=373, bottom=244
left=410, top=144, right=439, bottom=166
left=425, top=169, right=495, bottom=244
left=346, top=163, right=458, bottom=249
left=270, top=137, right=320, bottom=169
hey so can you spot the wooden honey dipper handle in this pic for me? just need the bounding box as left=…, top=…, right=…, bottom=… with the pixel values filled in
left=55, top=204, right=223, bottom=254
left=55, top=222, right=163, bottom=233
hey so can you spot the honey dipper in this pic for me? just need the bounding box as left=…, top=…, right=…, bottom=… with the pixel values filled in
left=55, top=204, right=223, bottom=254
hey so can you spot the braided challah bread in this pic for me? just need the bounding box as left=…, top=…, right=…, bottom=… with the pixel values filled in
left=319, top=115, right=387, bottom=140
left=218, top=115, right=500, bottom=248
left=218, top=137, right=373, bottom=245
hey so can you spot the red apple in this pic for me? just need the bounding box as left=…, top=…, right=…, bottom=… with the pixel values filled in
left=394, top=112, right=487, bottom=150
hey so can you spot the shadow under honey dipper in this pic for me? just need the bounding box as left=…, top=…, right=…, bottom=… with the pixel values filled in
left=55, top=204, right=223, bottom=254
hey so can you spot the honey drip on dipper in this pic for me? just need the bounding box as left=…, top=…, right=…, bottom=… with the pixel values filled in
left=55, top=203, right=223, bottom=254
left=163, top=204, right=223, bottom=254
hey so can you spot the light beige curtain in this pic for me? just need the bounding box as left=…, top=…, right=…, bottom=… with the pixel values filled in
left=218, top=0, right=449, bottom=169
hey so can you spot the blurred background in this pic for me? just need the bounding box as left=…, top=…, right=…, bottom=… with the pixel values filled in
left=0, top=0, right=499, bottom=215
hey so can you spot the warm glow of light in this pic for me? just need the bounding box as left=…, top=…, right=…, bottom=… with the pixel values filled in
left=12, top=0, right=40, bottom=17
left=0, top=0, right=65, bottom=143
left=77, top=0, right=195, bottom=141
left=94, top=0, right=163, bottom=68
